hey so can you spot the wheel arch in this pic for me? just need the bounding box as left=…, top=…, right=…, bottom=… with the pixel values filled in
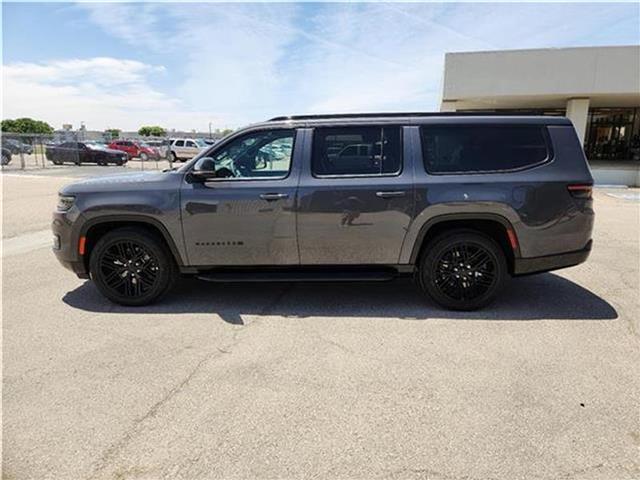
left=80, top=216, right=186, bottom=271
left=409, top=213, right=520, bottom=274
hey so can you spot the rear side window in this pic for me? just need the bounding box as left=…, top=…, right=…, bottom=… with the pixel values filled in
left=421, top=125, right=550, bottom=174
left=312, top=126, right=401, bottom=176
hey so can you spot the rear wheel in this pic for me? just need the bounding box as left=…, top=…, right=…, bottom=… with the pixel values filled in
left=89, top=228, right=177, bottom=306
left=140, top=152, right=148, bottom=161
left=417, top=230, right=507, bottom=311
left=1, top=151, right=11, bottom=165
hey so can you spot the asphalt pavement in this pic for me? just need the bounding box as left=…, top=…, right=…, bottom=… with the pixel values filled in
left=2, top=169, right=639, bottom=480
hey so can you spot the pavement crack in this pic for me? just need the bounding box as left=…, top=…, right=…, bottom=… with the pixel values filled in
left=88, top=283, right=295, bottom=479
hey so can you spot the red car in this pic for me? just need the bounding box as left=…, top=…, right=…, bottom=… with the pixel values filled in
left=108, top=140, right=160, bottom=161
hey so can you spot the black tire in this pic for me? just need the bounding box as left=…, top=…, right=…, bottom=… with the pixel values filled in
left=89, top=227, right=178, bottom=306
left=1, top=152, right=11, bottom=166
left=417, top=230, right=507, bottom=311
left=52, top=159, right=63, bottom=165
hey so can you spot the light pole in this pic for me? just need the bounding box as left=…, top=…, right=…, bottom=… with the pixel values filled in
left=208, top=122, right=212, bottom=139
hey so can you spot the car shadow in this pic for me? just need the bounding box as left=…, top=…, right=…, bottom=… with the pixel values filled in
left=62, top=273, right=618, bottom=325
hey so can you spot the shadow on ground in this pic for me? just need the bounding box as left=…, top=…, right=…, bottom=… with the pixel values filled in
left=62, top=273, right=618, bottom=325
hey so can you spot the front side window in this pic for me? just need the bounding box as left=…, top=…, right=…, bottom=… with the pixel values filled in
left=312, top=126, right=401, bottom=176
left=210, top=129, right=294, bottom=179
left=421, top=125, right=550, bottom=174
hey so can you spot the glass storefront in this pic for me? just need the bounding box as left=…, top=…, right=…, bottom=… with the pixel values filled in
left=585, top=108, right=640, bottom=162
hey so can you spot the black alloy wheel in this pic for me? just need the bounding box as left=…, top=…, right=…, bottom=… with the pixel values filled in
left=418, top=230, right=507, bottom=310
left=90, top=228, right=177, bottom=306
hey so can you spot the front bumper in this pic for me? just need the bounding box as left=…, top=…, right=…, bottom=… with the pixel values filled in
left=52, top=210, right=89, bottom=279
left=513, top=240, right=592, bottom=276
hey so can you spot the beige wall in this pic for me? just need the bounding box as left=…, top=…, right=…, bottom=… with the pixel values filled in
left=442, top=45, right=640, bottom=105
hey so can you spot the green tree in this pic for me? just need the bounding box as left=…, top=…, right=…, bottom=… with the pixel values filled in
left=138, top=126, right=166, bottom=137
left=104, top=128, right=121, bottom=139
left=215, top=128, right=234, bottom=137
left=1, top=117, right=54, bottom=134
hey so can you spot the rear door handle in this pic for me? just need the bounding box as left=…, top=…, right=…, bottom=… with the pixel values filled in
left=260, top=193, right=289, bottom=201
left=375, top=191, right=406, bottom=199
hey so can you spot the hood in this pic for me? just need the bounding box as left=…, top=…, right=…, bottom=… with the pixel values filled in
left=60, top=171, right=176, bottom=195
left=90, top=146, right=127, bottom=155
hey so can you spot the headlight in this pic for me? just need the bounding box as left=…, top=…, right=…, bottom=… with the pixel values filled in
left=57, top=194, right=75, bottom=212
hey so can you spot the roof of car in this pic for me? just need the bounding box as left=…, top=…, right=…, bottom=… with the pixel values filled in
left=256, top=112, right=572, bottom=127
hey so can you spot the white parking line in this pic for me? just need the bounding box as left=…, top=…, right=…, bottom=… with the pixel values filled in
left=2, top=229, right=52, bottom=257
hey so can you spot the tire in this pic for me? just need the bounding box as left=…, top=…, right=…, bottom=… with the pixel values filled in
left=52, top=159, right=63, bottom=165
left=417, top=230, right=507, bottom=311
left=140, top=152, right=148, bottom=161
left=1, top=152, right=11, bottom=166
left=171, top=152, right=178, bottom=163
left=89, top=227, right=178, bottom=306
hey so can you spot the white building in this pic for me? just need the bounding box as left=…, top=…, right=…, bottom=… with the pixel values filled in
left=440, top=45, right=640, bottom=186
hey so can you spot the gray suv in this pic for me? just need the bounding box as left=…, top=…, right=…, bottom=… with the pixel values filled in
left=52, top=113, right=594, bottom=310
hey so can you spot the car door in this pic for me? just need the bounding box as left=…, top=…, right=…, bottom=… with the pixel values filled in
left=172, top=140, right=185, bottom=158
left=61, top=142, right=81, bottom=164
left=184, top=140, right=200, bottom=159
left=180, top=128, right=301, bottom=266
left=297, top=125, right=414, bottom=264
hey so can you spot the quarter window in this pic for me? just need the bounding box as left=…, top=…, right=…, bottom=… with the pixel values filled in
left=312, top=126, right=402, bottom=176
left=421, top=125, right=550, bottom=174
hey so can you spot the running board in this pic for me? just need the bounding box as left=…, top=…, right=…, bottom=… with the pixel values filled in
left=196, top=268, right=398, bottom=283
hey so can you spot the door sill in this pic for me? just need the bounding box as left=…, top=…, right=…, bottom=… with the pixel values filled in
left=196, top=266, right=401, bottom=283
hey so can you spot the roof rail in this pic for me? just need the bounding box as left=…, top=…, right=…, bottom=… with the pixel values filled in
left=267, top=112, right=533, bottom=121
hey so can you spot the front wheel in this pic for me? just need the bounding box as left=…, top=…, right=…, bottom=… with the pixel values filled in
left=140, top=152, right=148, bottom=161
left=89, top=228, right=177, bottom=306
left=417, top=230, right=507, bottom=311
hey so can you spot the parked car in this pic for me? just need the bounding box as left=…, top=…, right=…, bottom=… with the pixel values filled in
left=108, top=140, right=160, bottom=161
left=169, top=138, right=208, bottom=162
left=2, top=138, right=33, bottom=155
left=52, top=113, right=594, bottom=309
left=46, top=141, right=128, bottom=166
left=2, top=147, right=12, bottom=165
left=144, top=139, right=170, bottom=158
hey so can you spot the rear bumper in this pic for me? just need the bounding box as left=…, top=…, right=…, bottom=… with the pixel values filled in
left=513, top=240, right=592, bottom=276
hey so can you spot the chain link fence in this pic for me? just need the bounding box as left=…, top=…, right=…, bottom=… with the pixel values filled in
left=1, top=131, right=214, bottom=173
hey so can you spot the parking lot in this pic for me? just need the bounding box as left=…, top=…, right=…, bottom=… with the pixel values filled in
left=2, top=169, right=639, bottom=479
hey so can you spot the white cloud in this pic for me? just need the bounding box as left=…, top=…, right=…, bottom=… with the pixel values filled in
left=2, top=57, right=220, bottom=131
left=4, top=3, right=638, bottom=131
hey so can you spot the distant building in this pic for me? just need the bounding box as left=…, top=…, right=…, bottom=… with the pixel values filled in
left=441, top=45, right=640, bottom=186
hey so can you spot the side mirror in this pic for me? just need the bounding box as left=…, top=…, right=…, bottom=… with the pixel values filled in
left=190, top=157, right=217, bottom=181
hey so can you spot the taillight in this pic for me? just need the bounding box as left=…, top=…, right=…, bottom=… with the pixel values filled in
left=567, top=184, right=593, bottom=199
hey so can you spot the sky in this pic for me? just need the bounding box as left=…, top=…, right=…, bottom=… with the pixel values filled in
left=2, top=2, right=639, bottom=132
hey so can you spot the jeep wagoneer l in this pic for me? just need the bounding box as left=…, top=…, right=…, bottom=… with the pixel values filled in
left=52, top=113, right=594, bottom=310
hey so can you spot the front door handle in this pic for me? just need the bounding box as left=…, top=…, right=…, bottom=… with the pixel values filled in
left=375, top=191, right=406, bottom=199
left=260, top=193, right=289, bottom=201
